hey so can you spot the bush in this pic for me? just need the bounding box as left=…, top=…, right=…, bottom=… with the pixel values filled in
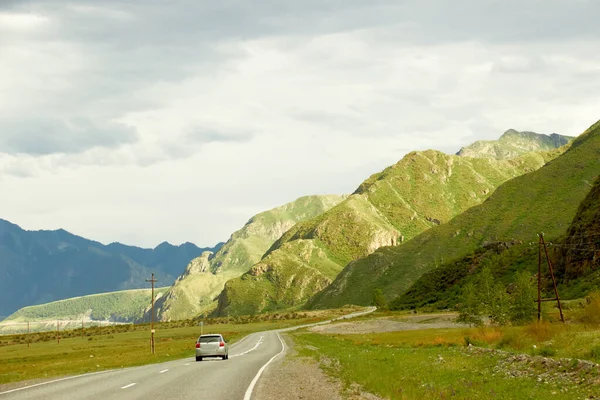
left=586, top=345, right=600, bottom=361
left=509, top=271, right=537, bottom=325
left=538, top=347, right=556, bottom=357
left=577, top=291, right=600, bottom=325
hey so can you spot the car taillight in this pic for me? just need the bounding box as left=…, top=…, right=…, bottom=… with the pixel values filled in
left=219, top=341, right=225, bottom=347
left=196, top=343, right=200, bottom=348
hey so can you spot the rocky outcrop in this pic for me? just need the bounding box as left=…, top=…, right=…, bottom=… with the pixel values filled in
left=457, top=130, right=573, bottom=160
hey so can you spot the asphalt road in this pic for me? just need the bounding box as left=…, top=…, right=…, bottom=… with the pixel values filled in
left=0, top=308, right=375, bottom=400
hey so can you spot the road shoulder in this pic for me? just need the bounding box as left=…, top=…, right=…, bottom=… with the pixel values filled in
left=254, top=334, right=383, bottom=400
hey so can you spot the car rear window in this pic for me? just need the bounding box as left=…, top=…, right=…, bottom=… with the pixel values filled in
left=199, top=335, right=221, bottom=343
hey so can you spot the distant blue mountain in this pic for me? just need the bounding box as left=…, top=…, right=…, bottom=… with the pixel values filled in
left=0, top=218, right=223, bottom=318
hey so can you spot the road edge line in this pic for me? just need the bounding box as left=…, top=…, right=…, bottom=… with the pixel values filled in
left=243, top=332, right=286, bottom=400
left=0, top=370, right=113, bottom=396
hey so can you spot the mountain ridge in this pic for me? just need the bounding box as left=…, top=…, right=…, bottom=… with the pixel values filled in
left=215, top=130, right=572, bottom=316
left=0, top=219, right=220, bottom=318
left=309, top=120, right=599, bottom=310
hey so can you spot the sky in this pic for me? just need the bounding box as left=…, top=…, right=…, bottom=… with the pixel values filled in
left=0, top=0, right=599, bottom=248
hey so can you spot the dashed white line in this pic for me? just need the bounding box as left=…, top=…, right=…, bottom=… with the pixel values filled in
left=159, top=369, right=169, bottom=374
left=121, top=383, right=137, bottom=390
left=231, top=336, right=264, bottom=358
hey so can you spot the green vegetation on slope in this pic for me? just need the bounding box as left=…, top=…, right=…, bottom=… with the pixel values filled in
left=155, top=195, right=345, bottom=321
left=554, top=175, right=600, bottom=280
left=218, top=131, right=569, bottom=316
left=1, top=288, right=169, bottom=324
left=309, top=120, right=600, bottom=310
left=391, top=175, right=600, bottom=313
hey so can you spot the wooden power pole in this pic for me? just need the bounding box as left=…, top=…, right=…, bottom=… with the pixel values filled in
left=537, top=234, right=565, bottom=323
left=146, top=273, right=158, bottom=354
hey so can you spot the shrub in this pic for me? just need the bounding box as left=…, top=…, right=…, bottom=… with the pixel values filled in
left=577, top=291, right=600, bottom=325
left=586, top=345, right=600, bottom=361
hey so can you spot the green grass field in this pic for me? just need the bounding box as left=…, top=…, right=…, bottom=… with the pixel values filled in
left=290, top=312, right=600, bottom=399
left=0, top=308, right=358, bottom=385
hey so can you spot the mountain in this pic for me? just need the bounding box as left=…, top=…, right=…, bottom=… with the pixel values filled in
left=457, top=130, right=574, bottom=159
left=153, top=195, right=345, bottom=321
left=309, top=120, right=600, bottom=310
left=553, top=173, right=600, bottom=289
left=0, top=287, right=170, bottom=331
left=0, top=220, right=220, bottom=319
left=389, top=174, right=600, bottom=312
left=215, top=131, right=571, bottom=316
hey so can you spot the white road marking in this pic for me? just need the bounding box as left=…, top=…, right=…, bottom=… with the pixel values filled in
left=184, top=363, right=191, bottom=366
left=243, top=333, right=286, bottom=400
left=159, top=369, right=169, bottom=374
left=231, top=336, right=264, bottom=358
left=0, top=370, right=113, bottom=396
left=121, top=383, right=136, bottom=389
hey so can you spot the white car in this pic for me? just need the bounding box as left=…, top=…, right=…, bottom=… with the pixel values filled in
left=195, top=334, right=229, bottom=361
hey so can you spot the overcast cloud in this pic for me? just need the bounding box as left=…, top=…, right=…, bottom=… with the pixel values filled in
left=0, top=0, right=599, bottom=247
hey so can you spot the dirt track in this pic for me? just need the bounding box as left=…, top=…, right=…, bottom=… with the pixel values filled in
left=309, top=313, right=464, bottom=335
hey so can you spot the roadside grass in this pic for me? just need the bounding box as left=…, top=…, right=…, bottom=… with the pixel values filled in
left=292, top=321, right=600, bottom=399
left=0, top=308, right=356, bottom=385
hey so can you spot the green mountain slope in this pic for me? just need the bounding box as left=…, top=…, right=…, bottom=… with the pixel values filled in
left=154, top=195, right=345, bottom=321
left=553, top=174, right=600, bottom=291
left=0, top=287, right=169, bottom=327
left=309, top=120, right=600, bottom=310
left=390, top=174, right=600, bottom=312
left=216, top=132, right=569, bottom=316
left=457, top=130, right=573, bottom=159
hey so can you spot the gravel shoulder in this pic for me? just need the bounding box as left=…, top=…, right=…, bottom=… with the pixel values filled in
left=254, top=334, right=383, bottom=400
left=255, top=315, right=459, bottom=400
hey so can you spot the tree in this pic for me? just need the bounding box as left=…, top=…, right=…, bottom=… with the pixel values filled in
left=373, top=289, right=388, bottom=310
left=477, top=267, right=510, bottom=326
left=457, top=282, right=483, bottom=326
left=509, top=271, right=537, bottom=325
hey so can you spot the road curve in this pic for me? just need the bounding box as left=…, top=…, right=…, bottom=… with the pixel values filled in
left=0, top=308, right=375, bottom=400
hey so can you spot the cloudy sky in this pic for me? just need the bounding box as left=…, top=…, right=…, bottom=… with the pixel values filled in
left=1, top=0, right=599, bottom=248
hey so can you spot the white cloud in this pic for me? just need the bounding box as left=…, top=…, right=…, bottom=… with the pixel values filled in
left=0, top=0, right=598, bottom=247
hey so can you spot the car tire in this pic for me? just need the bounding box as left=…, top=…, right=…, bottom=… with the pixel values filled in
left=221, top=355, right=226, bottom=360
left=196, top=356, right=202, bottom=362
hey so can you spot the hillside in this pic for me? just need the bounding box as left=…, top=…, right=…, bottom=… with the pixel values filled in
left=457, top=130, right=573, bottom=159
left=391, top=174, right=600, bottom=311
left=0, top=287, right=170, bottom=329
left=153, top=195, right=345, bottom=321
left=309, top=120, right=600, bottom=310
left=552, top=174, right=600, bottom=293
left=215, top=131, right=569, bottom=316
left=0, top=220, right=220, bottom=318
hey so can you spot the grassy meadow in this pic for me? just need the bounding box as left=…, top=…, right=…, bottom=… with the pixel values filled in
left=0, top=307, right=359, bottom=385
left=291, top=310, right=600, bottom=400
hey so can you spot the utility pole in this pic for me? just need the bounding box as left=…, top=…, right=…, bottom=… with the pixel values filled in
left=82, top=319, right=84, bottom=340
left=27, top=321, right=30, bottom=349
left=537, top=234, right=565, bottom=323
left=57, top=320, right=60, bottom=344
left=146, top=273, right=158, bottom=354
